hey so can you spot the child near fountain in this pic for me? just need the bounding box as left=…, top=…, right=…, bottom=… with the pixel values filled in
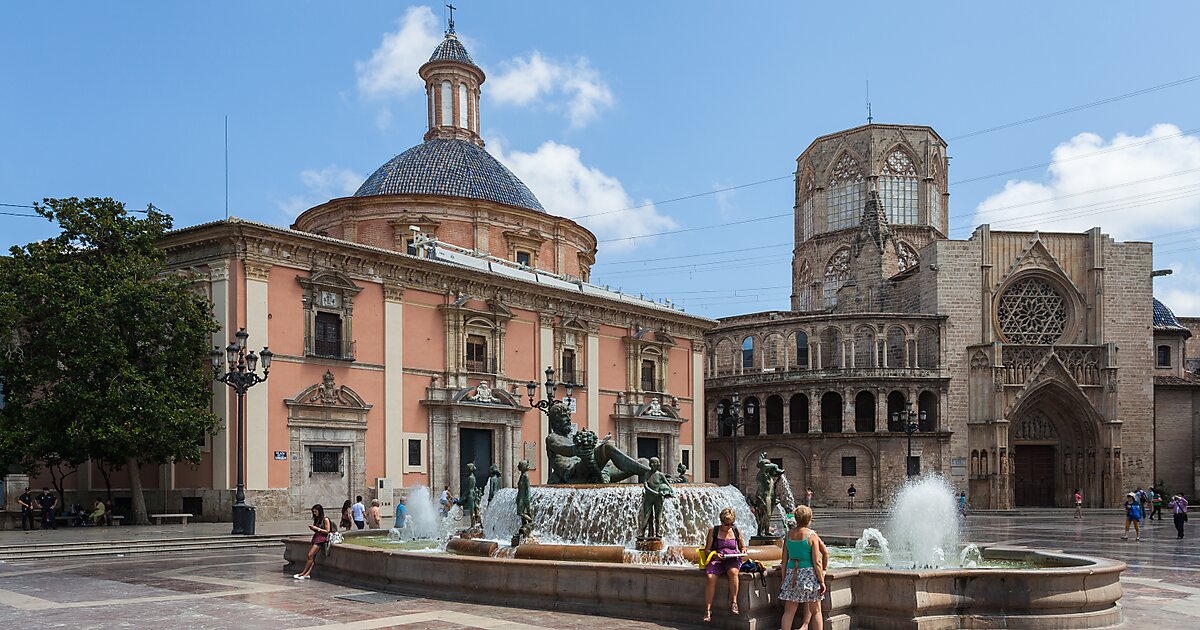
left=779, top=505, right=828, bottom=630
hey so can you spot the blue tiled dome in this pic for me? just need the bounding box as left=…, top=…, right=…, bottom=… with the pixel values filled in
left=354, top=139, right=545, bottom=212
left=1154, top=298, right=1189, bottom=332
left=428, top=35, right=475, bottom=65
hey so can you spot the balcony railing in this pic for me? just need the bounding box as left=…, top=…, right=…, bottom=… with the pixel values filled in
left=558, top=369, right=586, bottom=386
left=707, top=366, right=941, bottom=383
left=306, top=336, right=356, bottom=361
left=640, top=377, right=666, bottom=393
left=465, top=357, right=499, bottom=375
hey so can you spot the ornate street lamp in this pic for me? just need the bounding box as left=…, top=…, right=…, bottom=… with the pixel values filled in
left=892, top=402, right=927, bottom=477
left=716, top=393, right=753, bottom=489
left=211, top=328, right=271, bottom=535
left=525, top=366, right=576, bottom=413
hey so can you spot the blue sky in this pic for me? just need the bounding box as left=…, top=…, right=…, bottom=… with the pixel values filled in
left=2, top=2, right=1198, bottom=317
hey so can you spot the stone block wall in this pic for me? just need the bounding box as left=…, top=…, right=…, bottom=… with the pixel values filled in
left=1153, top=387, right=1199, bottom=497
left=1104, top=240, right=1155, bottom=487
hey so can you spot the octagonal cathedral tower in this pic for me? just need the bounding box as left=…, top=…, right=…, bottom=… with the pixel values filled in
left=791, top=124, right=949, bottom=312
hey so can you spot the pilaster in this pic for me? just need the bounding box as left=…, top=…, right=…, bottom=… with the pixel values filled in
left=244, top=260, right=271, bottom=491
left=384, top=284, right=405, bottom=486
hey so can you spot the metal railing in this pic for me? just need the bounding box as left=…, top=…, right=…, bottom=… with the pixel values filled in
left=306, top=336, right=356, bottom=361
left=558, top=369, right=586, bottom=386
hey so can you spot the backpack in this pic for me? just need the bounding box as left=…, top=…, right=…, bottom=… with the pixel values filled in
left=694, top=525, right=744, bottom=569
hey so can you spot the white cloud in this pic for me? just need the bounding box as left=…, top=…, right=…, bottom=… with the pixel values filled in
left=489, top=139, right=675, bottom=253
left=355, top=6, right=442, bottom=100
left=489, top=53, right=614, bottom=128
left=276, top=166, right=363, bottom=218
left=973, top=123, right=1200, bottom=315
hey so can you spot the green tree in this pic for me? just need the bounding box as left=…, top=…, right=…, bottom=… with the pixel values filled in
left=0, top=198, right=218, bottom=524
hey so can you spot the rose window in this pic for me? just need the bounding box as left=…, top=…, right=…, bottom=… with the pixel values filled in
left=996, top=278, right=1068, bottom=345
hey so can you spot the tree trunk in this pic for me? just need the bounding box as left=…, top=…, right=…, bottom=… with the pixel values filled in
left=127, top=457, right=150, bottom=525
left=97, top=462, right=114, bottom=502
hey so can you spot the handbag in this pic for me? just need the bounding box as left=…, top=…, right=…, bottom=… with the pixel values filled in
left=330, top=531, right=344, bottom=545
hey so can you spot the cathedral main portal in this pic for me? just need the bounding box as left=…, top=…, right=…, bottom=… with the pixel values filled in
left=1013, top=444, right=1055, bottom=506
left=1009, top=405, right=1101, bottom=507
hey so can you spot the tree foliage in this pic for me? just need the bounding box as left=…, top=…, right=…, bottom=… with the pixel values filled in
left=0, top=198, right=219, bottom=522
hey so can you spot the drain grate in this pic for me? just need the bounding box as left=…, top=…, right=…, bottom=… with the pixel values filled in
left=335, top=591, right=413, bottom=604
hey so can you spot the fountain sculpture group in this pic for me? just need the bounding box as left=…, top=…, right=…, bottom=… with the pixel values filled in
left=285, top=390, right=1126, bottom=629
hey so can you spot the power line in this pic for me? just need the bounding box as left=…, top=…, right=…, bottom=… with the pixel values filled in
left=951, top=182, right=1200, bottom=232
left=599, top=242, right=792, bottom=265
left=597, top=212, right=792, bottom=243
left=947, top=74, right=1200, bottom=141
left=573, top=175, right=794, bottom=220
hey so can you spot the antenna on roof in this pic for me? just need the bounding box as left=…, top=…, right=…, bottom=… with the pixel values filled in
left=445, top=3, right=457, bottom=34
left=866, top=80, right=873, bottom=125
left=224, top=115, right=229, bottom=219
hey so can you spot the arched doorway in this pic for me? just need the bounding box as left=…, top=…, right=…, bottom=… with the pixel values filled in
left=1009, top=385, right=1104, bottom=507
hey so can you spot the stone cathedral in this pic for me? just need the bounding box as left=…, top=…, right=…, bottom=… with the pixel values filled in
left=704, top=123, right=1200, bottom=509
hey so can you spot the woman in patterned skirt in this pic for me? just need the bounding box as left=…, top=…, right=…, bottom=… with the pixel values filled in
left=779, top=505, right=827, bottom=630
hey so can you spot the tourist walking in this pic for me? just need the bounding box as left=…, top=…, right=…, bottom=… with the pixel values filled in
left=804, top=487, right=813, bottom=507
left=17, top=488, right=34, bottom=531
left=779, top=505, right=827, bottom=630
left=957, top=492, right=968, bottom=516
left=701, top=507, right=748, bottom=622
left=37, top=487, right=57, bottom=530
left=1073, top=489, right=1083, bottom=519
left=367, top=499, right=382, bottom=529
left=1135, top=487, right=1148, bottom=520
left=847, top=484, right=857, bottom=510
left=1169, top=494, right=1188, bottom=539
left=294, top=504, right=332, bottom=580
left=1122, top=492, right=1143, bottom=541
left=339, top=499, right=352, bottom=531
left=351, top=496, right=367, bottom=529
left=1149, top=487, right=1163, bottom=520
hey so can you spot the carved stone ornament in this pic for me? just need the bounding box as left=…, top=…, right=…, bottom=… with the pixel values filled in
left=1010, top=410, right=1059, bottom=442
left=996, top=278, right=1068, bottom=345
left=471, top=381, right=497, bottom=404
left=645, top=397, right=668, bottom=416
left=312, top=370, right=343, bottom=405
left=290, top=370, right=369, bottom=409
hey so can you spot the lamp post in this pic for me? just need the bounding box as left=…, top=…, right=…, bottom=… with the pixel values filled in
left=891, top=402, right=927, bottom=477
left=716, top=393, right=753, bottom=489
left=525, top=366, right=575, bottom=413
left=210, top=328, right=272, bottom=535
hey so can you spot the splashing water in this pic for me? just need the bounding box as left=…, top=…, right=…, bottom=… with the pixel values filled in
left=481, top=484, right=754, bottom=548
left=777, top=475, right=797, bottom=514
left=851, top=527, right=893, bottom=567
left=959, top=543, right=982, bottom=568
left=885, top=474, right=961, bottom=569
left=388, top=486, right=448, bottom=542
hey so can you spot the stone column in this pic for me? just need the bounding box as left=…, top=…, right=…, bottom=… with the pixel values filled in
left=209, top=262, right=232, bottom=490
left=813, top=342, right=822, bottom=369
left=538, top=314, right=554, bottom=484
left=843, top=388, right=854, bottom=433
left=783, top=394, right=792, bottom=434
left=875, top=391, right=888, bottom=432
left=384, top=284, right=405, bottom=489
left=244, top=260, right=271, bottom=491
left=809, top=391, right=821, bottom=433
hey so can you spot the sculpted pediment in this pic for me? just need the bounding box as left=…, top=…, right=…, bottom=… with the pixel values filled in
left=998, top=235, right=1082, bottom=296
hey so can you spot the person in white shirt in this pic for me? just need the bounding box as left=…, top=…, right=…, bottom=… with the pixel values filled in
left=350, top=495, right=366, bottom=529
left=439, top=486, right=454, bottom=516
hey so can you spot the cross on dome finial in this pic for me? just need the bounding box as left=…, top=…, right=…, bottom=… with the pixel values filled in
left=446, top=3, right=457, bottom=34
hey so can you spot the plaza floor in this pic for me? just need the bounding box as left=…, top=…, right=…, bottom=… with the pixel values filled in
left=0, top=511, right=1194, bottom=628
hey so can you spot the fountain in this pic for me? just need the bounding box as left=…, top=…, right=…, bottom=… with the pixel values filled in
left=284, top=400, right=1125, bottom=630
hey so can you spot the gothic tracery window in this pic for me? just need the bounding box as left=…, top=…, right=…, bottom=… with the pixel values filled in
left=800, top=175, right=815, bottom=241
left=996, top=278, right=1068, bottom=345
left=826, top=153, right=865, bottom=231
left=795, top=259, right=813, bottom=311
left=879, top=149, right=919, bottom=225
left=823, top=247, right=851, bottom=307
left=897, top=242, right=920, bottom=272
left=929, top=158, right=944, bottom=230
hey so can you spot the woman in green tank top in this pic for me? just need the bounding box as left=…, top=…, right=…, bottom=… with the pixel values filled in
left=778, top=505, right=827, bottom=630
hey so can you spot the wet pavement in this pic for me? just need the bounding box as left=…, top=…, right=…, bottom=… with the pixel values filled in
left=0, top=511, right=1193, bottom=628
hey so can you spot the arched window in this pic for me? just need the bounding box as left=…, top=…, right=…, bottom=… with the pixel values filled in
left=440, top=80, right=453, bottom=127
left=742, top=337, right=754, bottom=369
left=800, top=175, right=815, bottom=241
left=795, top=331, right=810, bottom=369
left=765, top=395, right=784, bottom=435
left=795, top=259, right=813, bottom=311
left=458, top=83, right=469, bottom=128
left=886, top=327, right=906, bottom=368
left=824, top=248, right=851, bottom=308
left=918, top=391, right=938, bottom=431
left=855, top=391, right=876, bottom=432
left=820, top=327, right=842, bottom=369
left=790, top=394, right=809, bottom=433
left=854, top=327, right=874, bottom=368
left=826, top=153, right=865, bottom=231
left=917, top=327, right=939, bottom=368
left=821, top=392, right=843, bottom=433
left=879, top=149, right=919, bottom=224
left=887, top=391, right=907, bottom=431
left=744, top=396, right=761, bottom=436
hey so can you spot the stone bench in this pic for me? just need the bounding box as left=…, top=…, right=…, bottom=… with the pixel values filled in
left=149, top=513, right=192, bottom=525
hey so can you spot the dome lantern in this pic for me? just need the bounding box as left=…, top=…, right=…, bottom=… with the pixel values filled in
left=420, top=12, right=485, bottom=147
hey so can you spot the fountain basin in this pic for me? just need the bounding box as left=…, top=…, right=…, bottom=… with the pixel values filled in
left=287, top=531, right=1124, bottom=629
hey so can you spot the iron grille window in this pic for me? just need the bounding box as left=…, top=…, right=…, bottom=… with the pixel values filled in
left=465, top=334, right=488, bottom=372
left=1157, top=345, right=1171, bottom=367
left=641, top=359, right=656, bottom=391
left=841, top=456, right=857, bottom=477
left=407, top=439, right=422, bottom=467
left=314, top=312, right=342, bottom=357
left=311, top=448, right=341, bottom=474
